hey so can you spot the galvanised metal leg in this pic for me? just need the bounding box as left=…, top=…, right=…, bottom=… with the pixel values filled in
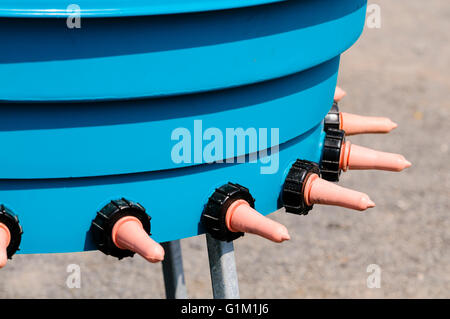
left=206, top=233, right=240, bottom=299
left=161, top=240, right=188, bottom=299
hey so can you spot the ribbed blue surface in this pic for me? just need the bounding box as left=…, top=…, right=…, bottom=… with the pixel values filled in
left=0, top=0, right=285, bottom=17
left=0, top=58, right=338, bottom=179
left=7, top=125, right=325, bottom=254
left=0, top=0, right=366, bottom=101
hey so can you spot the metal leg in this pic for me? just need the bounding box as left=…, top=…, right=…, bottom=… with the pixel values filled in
left=206, top=233, right=240, bottom=299
left=161, top=240, right=188, bottom=299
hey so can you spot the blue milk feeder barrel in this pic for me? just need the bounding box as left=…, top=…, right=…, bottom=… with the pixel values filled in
left=0, top=0, right=367, bottom=254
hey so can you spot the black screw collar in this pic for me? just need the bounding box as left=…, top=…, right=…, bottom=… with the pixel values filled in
left=320, top=128, right=345, bottom=182
left=324, top=102, right=340, bottom=132
left=281, top=159, right=320, bottom=215
left=90, top=198, right=151, bottom=259
left=0, top=205, right=22, bottom=259
left=201, top=182, right=255, bottom=242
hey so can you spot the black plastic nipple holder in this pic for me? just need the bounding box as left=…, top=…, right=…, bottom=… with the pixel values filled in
left=281, top=159, right=320, bottom=215
left=201, top=182, right=255, bottom=242
left=90, top=198, right=151, bottom=259
left=320, top=128, right=345, bottom=182
left=324, top=102, right=341, bottom=132
left=0, top=205, right=23, bottom=259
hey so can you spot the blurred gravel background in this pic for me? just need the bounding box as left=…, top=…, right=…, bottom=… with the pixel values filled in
left=0, top=0, right=449, bottom=298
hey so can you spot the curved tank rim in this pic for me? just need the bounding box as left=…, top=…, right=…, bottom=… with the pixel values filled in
left=0, top=0, right=285, bottom=18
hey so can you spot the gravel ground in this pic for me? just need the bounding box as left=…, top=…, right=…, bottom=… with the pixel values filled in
left=0, top=0, right=449, bottom=298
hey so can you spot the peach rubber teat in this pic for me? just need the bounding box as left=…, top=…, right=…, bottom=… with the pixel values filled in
left=0, top=223, right=11, bottom=269
left=304, top=173, right=375, bottom=211
left=340, top=141, right=412, bottom=172
left=112, top=216, right=165, bottom=263
left=334, top=86, right=347, bottom=102
left=225, top=200, right=290, bottom=243
left=340, top=112, right=398, bottom=136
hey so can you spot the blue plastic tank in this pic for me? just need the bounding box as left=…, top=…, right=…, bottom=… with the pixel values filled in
left=0, top=0, right=367, bottom=254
